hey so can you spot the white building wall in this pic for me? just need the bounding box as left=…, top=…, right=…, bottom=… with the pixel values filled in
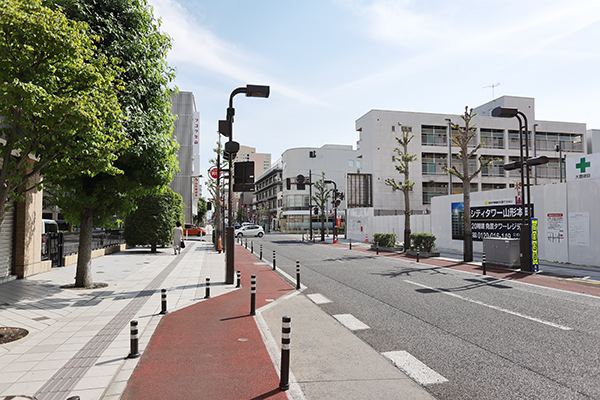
left=430, top=177, right=600, bottom=267
left=281, top=144, right=358, bottom=231
left=355, top=96, right=587, bottom=215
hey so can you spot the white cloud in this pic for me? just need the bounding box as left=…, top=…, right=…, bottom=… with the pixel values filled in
left=149, top=0, right=328, bottom=106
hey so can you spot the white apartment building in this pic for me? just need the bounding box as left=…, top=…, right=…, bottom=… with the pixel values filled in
left=355, top=96, right=587, bottom=215
left=280, top=144, right=359, bottom=232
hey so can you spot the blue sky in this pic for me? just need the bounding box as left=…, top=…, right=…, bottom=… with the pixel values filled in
left=147, top=0, right=600, bottom=187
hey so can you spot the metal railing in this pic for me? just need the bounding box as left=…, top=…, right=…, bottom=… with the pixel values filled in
left=42, top=230, right=125, bottom=267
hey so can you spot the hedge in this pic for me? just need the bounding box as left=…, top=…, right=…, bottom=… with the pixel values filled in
left=373, top=233, right=397, bottom=248
left=410, top=233, right=436, bottom=252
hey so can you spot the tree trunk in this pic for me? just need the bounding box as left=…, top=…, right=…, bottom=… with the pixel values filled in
left=463, top=180, right=473, bottom=262
left=151, top=242, right=157, bottom=253
left=404, top=189, right=411, bottom=251
left=321, top=214, right=325, bottom=242
left=75, top=207, right=94, bottom=288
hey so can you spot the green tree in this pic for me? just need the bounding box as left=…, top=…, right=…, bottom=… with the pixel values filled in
left=385, top=124, right=418, bottom=250
left=47, top=0, right=178, bottom=287
left=0, top=0, right=128, bottom=225
left=312, top=172, right=333, bottom=242
left=124, top=186, right=183, bottom=253
left=207, top=139, right=228, bottom=247
left=193, top=197, right=208, bottom=225
left=443, top=107, right=493, bottom=262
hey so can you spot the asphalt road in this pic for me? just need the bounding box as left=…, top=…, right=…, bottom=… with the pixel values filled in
left=249, top=234, right=600, bottom=400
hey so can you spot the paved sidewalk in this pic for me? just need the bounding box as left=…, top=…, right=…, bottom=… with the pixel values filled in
left=0, top=239, right=233, bottom=400
left=1, top=239, right=437, bottom=400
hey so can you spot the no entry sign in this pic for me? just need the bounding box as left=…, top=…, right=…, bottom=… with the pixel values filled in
left=209, top=167, right=219, bottom=179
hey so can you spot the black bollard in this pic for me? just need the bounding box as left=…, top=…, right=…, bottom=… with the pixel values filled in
left=482, top=253, right=487, bottom=275
left=296, top=261, right=301, bottom=290
left=204, top=277, right=211, bottom=299
left=416, top=251, right=420, bottom=263
left=127, top=320, right=140, bottom=358
left=250, top=275, right=256, bottom=316
left=245, top=238, right=248, bottom=249
left=273, top=250, right=276, bottom=271
left=279, top=316, right=292, bottom=391
left=236, top=270, right=241, bottom=288
left=260, top=244, right=263, bottom=260
left=349, top=238, right=352, bottom=250
left=160, top=288, right=168, bottom=314
left=376, top=243, right=379, bottom=255
left=251, top=241, right=254, bottom=254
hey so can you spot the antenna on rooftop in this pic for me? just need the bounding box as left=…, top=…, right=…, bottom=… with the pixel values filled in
left=483, top=82, right=501, bottom=102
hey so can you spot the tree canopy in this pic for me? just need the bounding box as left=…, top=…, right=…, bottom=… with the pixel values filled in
left=43, top=0, right=178, bottom=287
left=124, top=186, right=183, bottom=252
left=0, top=0, right=128, bottom=224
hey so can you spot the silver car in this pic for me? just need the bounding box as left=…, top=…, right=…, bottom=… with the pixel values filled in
left=235, top=225, right=264, bottom=238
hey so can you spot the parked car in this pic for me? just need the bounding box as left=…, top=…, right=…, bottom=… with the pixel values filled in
left=234, top=225, right=264, bottom=238
left=184, top=224, right=206, bottom=236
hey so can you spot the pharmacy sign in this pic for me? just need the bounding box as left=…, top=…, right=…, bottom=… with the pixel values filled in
left=566, top=153, right=599, bottom=181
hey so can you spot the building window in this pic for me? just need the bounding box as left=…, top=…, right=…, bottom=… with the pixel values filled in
left=422, top=153, right=448, bottom=175
left=482, top=157, right=505, bottom=177
left=480, top=128, right=504, bottom=149
left=421, top=125, right=447, bottom=146
left=349, top=160, right=354, bottom=167
left=536, top=132, right=583, bottom=152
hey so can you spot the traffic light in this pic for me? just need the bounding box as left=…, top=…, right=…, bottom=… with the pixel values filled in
left=286, top=178, right=291, bottom=190
left=313, top=206, right=319, bottom=214
left=335, top=200, right=341, bottom=207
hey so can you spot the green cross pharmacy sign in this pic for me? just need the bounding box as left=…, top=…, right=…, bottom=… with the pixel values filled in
left=566, top=153, right=599, bottom=181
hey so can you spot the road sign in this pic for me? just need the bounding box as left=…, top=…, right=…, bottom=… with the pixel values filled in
left=209, top=167, right=219, bottom=179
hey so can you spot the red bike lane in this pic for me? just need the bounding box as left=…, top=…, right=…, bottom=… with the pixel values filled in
left=121, top=245, right=294, bottom=400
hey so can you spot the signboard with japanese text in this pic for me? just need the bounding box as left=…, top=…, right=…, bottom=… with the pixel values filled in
left=531, top=218, right=539, bottom=271
left=546, top=213, right=565, bottom=243
left=470, top=203, right=532, bottom=241
left=566, top=152, right=598, bottom=181
left=192, top=112, right=201, bottom=176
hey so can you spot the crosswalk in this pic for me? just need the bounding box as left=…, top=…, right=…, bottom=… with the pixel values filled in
left=307, top=292, right=448, bottom=386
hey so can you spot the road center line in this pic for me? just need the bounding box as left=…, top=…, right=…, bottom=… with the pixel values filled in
left=404, top=280, right=572, bottom=331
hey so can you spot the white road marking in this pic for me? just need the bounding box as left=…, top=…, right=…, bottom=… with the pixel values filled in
left=382, top=350, right=448, bottom=386
left=333, top=314, right=370, bottom=330
left=253, top=262, right=269, bottom=265
left=307, top=293, right=332, bottom=304
left=405, top=280, right=572, bottom=331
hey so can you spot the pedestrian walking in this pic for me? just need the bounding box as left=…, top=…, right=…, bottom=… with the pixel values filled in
left=173, top=221, right=183, bottom=255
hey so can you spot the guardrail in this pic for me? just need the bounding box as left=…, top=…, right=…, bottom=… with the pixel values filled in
left=42, top=230, right=125, bottom=267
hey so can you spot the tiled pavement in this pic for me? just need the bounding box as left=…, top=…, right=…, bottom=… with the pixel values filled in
left=0, top=239, right=231, bottom=400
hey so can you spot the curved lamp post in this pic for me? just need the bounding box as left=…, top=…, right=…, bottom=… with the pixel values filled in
left=222, top=85, right=270, bottom=284
left=492, top=107, right=547, bottom=272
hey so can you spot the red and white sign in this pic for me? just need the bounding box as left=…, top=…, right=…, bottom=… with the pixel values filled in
left=514, top=181, right=522, bottom=205
left=209, top=167, right=219, bottom=179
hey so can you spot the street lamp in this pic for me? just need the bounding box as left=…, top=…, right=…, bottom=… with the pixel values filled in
left=445, top=118, right=453, bottom=195
left=492, top=107, right=547, bottom=272
left=223, top=84, right=270, bottom=284
left=555, top=141, right=564, bottom=183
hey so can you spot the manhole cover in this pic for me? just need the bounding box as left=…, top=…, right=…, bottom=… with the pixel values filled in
left=0, top=327, right=29, bottom=344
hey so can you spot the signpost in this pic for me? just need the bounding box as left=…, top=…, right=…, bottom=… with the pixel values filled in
left=209, top=167, right=219, bottom=180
